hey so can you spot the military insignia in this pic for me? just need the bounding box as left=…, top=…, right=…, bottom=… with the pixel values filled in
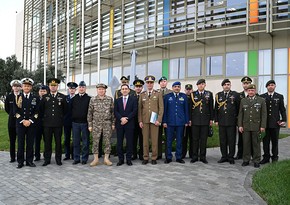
left=31, top=98, right=37, bottom=105
left=179, top=97, right=184, bottom=101
left=169, top=97, right=173, bottom=101
left=153, top=96, right=157, bottom=99
left=34, top=114, right=38, bottom=119
left=46, top=97, right=50, bottom=101
left=59, top=102, right=61, bottom=105
left=16, top=113, right=21, bottom=118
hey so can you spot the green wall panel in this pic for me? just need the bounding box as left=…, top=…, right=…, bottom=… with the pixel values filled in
left=248, top=50, right=258, bottom=76
left=162, top=59, right=169, bottom=78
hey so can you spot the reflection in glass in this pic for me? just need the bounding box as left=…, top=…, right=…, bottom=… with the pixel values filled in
left=274, top=48, right=288, bottom=75
left=206, top=56, right=223, bottom=76
left=259, top=50, right=271, bottom=75
left=226, top=52, right=247, bottom=76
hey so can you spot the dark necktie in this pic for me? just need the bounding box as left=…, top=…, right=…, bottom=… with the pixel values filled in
left=162, top=89, right=165, bottom=96
left=200, top=92, right=203, bottom=98
left=175, top=93, right=178, bottom=100
left=25, top=94, right=28, bottom=99
left=225, top=92, right=228, bottom=99
left=148, top=92, right=151, bottom=98
left=52, top=94, right=55, bottom=98
left=269, top=94, right=272, bottom=99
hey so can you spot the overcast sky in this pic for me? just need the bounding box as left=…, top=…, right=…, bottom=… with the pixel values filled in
left=0, top=0, right=24, bottom=59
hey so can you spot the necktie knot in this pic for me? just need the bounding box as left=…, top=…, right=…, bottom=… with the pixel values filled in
left=148, top=92, right=151, bottom=97
left=25, top=94, right=28, bottom=99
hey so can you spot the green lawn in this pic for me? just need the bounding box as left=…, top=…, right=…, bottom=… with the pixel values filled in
left=253, top=160, right=290, bottom=205
left=0, top=110, right=9, bottom=151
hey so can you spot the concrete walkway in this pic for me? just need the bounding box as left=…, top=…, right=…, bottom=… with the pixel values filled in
left=0, top=137, right=289, bottom=205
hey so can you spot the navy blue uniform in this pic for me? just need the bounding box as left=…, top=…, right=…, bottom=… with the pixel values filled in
left=14, top=93, right=40, bottom=165
left=63, top=94, right=74, bottom=159
left=4, top=93, right=17, bottom=162
left=163, top=92, right=189, bottom=161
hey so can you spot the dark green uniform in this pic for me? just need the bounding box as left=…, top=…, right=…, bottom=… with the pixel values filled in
left=238, top=96, right=267, bottom=164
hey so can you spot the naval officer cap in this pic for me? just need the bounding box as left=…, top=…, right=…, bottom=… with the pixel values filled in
left=265, top=80, right=275, bottom=87
left=67, top=82, right=78, bottom=89
left=241, top=76, right=252, bottom=83
left=185, top=84, right=193, bottom=90
left=47, top=78, right=60, bottom=86
left=246, top=84, right=256, bottom=90
left=221, top=79, right=231, bottom=86
left=144, top=75, right=155, bottom=82
left=10, top=79, right=21, bottom=87
left=172, top=81, right=181, bottom=87
left=133, top=79, right=144, bottom=86
left=196, top=79, right=206, bottom=85
left=96, top=83, right=108, bottom=89
left=21, top=78, right=34, bottom=86
left=158, top=76, right=167, bottom=84
left=120, top=76, right=129, bottom=83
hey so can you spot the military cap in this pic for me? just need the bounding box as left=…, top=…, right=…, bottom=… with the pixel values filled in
left=185, top=84, right=193, bottom=90
left=39, top=85, right=49, bottom=91
left=241, top=76, right=252, bottom=83
left=158, top=76, right=167, bottom=84
left=144, top=75, right=155, bottom=82
left=67, top=82, right=78, bottom=89
left=21, top=78, right=34, bottom=85
left=172, top=81, right=181, bottom=87
left=79, top=81, right=86, bottom=87
left=265, top=80, right=275, bottom=87
left=10, top=80, right=21, bottom=87
left=133, top=79, right=144, bottom=86
left=120, top=76, right=129, bottom=82
left=96, top=83, right=108, bottom=89
left=47, top=78, right=60, bottom=86
left=246, top=84, right=256, bottom=90
left=196, top=79, right=206, bottom=85
left=221, top=79, right=231, bottom=86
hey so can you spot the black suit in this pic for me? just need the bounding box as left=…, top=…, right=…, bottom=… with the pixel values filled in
left=260, top=92, right=286, bottom=161
left=114, top=96, right=138, bottom=162
left=41, top=92, right=67, bottom=164
left=14, top=93, right=40, bottom=164
left=215, top=90, right=240, bottom=161
left=133, top=93, right=143, bottom=160
left=189, top=90, right=214, bottom=160
left=182, top=94, right=193, bottom=158
left=236, top=91, right=247, bottom=158
left=4, top=93, right=17, bottom=161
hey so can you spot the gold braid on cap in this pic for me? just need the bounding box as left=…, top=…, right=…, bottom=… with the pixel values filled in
left=16, top=95, right=22, bottom=109
left=215, top=94, right=227, bottom=110
left=191, top=93, right=202, bottom=110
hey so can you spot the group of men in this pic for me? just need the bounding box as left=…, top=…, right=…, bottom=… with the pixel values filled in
left=4, top=74, right=286, bottom=169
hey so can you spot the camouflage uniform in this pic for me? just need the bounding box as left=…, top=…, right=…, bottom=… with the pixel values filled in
left=87, top=95, right=115, bottom=154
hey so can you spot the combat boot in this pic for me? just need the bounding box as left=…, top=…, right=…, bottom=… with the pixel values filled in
left=103, top=154, right=112, bottom=166
left=90, top=154, right=99, bottom=167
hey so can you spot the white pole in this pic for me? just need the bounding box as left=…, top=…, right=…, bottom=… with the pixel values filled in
left=44, top=0, right=47, bottom=84
left=81, top=0, right=84, bottom=80
left=55, top=0, right=58, bottom=77
left=66, top=0, right=70, bottom=86
left=97, top=0, right=101, bottom=84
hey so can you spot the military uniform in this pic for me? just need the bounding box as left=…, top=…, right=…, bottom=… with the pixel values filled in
left=157, top=86, right=172, bottom=159
left=189, top=81, right=214, bottom=163
left=87, top=95, right=115, bottom=155
left=114, top=76, right=135, bottom=100
left=63, top=94, right=74, bottom=160
left=260, top=80, right=286, bottom=163
left=163, top=82, right=189, bottom=163
left=215, top=87, right=240, bottom=163
left=14, top=78, right=39, bottom=168
left=238, top=86, right=267, bottom=166
left=5, top=92, right=18, bottom=162
left=138, top=76, right=164, bottom=163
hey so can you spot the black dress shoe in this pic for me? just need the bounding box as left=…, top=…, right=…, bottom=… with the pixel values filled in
left=139, top=156, right=144, bottom=160
left=218, top=158, right=228, bottom=163
left=200, top=159, right=208, bottom=164
left=26, top=162, right=36, bottom=167
left=42, top=161, right=50, bottom=166
left=81, top=161, right=87, bottom=165
left=242, top=161, right=249, bottom=166
left=56, top=162, right=62, bottom=166
left=229, top=160, right=235, bottom=164
left=254, top=163, right=260, bottom=168
left=17, top=163, right=24, bottom=169
left=127, top=161, right=133, bottom=166
left=234, top=155, right=242, bottom=160
left=34, top=158, right=40, bottom=161
left=259, top=158, right=270, bottom=164
left=142, top=160, right=148, bottom=165
left=151, top=160, right=157, bottom=165
left=164, top=159, right=172, bottom=164
left=10, top=159, right=16, bottom=163
left=132, top=155, right=137, bottom=160
left=190, top=158, right=198, bottom=163
left=63, top=157, right=70, bottom=161
left=72, top=161, right=80, bottom=165
left=117, top=161, right=124, bottom=166
left=157, top=156, right=162, bottom=160
left=176, top=159, right=185, bottom=164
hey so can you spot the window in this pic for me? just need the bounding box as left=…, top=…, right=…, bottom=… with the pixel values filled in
left=148, top=60, right=162, bottom=80
left=169, top=58, right=185, bottom=80
left=187, top=57, right=202, bottom=77
left=274, top=75, right=288, bottom=106
left=112, top=66, right=122, bottom=80
left=91, top=72, right=98, bottom=86
left=274, top=48, right=288, bottom=75
left=226, top=52, right=247, bottom=76
left=100, top=69, right=109, bottom=85
left=258, top=76, right=271, bottom=94
left=84, top=73, right=90, bottom=86
left=136, top=64, right=146, bottom=80
left=123, top=66, right=131, bottom=79
left=206, top=56, right=223, bottom=76
left=258, top=50, right=271, bottom=75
